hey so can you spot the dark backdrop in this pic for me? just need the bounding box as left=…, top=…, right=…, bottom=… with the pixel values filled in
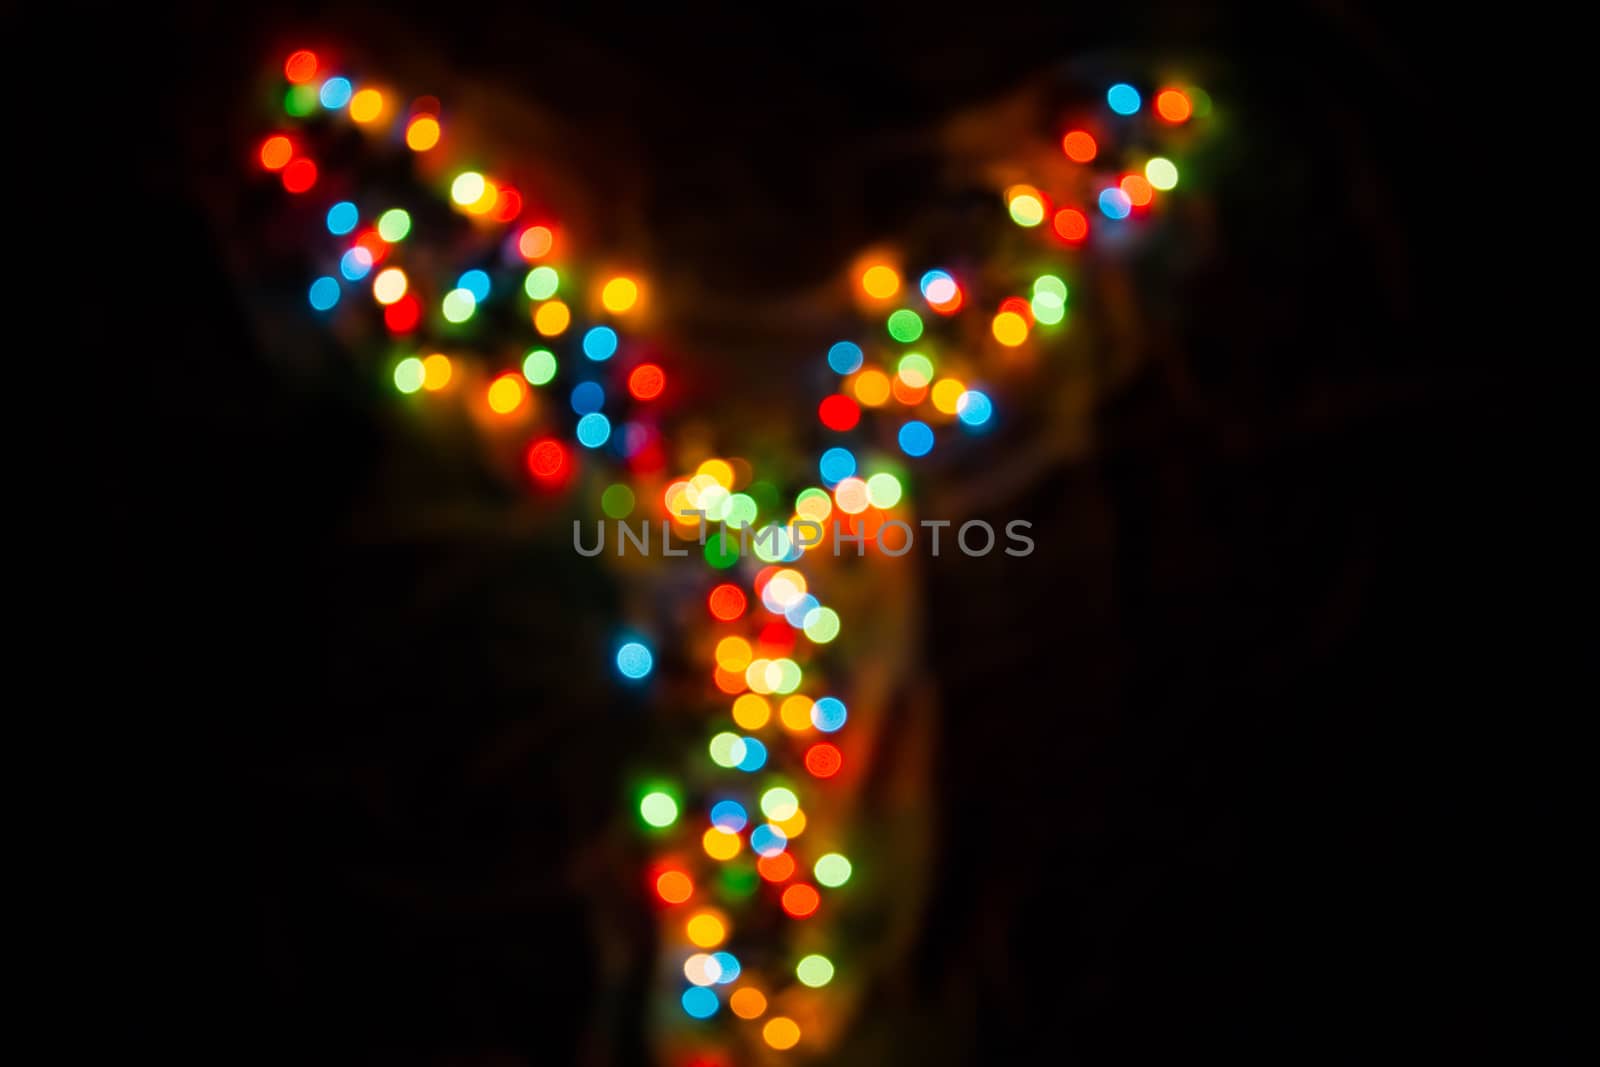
left=103, top=3, right=1571, bottom=1064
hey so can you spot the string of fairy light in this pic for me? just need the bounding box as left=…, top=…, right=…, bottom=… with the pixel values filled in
left=253, top=47, right=1208, bottom=1060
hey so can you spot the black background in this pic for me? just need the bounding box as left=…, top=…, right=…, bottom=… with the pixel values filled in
left=103, top=3, right=1573, bottom=1064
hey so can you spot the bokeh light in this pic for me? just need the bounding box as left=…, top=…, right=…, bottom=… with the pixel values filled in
left=422, top=354, right=453, bottom=391
left=709, top=583, right=747, bottom=621
left=372, top=267, right=407, bottom=304
left=764, top=1017, right=801, bottom=1050
left=601, top=483, right=635, bottom=518
left=450, top=171, right=486, bottom=206
left=705, top=533, right=741, bottom=570
left=758, top=851, right=796, bottom=882
left=522, top=348, right=557, bottom=385
left=1062, top=130, right=1097, bottom=162
left=518, top=225, right=554, bottom=260
left=308, top=276, right=340, bottom=311
left=1053, top=207, right=1088, bottom=242
left=281, top=158, right=317, bottom=193
left=831, top=477, right=867, bottom=515
left=796, top=954, right=834, bottom=987
left=259, top=135, right=294, bottom=171
left=393, top=356, right=424, bottom=394
left=340, top=247, right=373, bottom=281
left=349, top=88, right=384, bottom=123
left=284, top=50, right=318, bottom=84
left=710, top=800, right=749, bottom=833
left=795, top=488, right=832, bottom=524
left=779, top=695, right=815, bottom=732
left=853, top=369, right=891, bottom=407
left=775, top=810, right=807, bottom=840
left=325, top=201, right=358, bottom=235
left=802, top=606, right=840, bottom=644
left=617, top=641, right=653, bottom=679
left=920, top=269, right=958, bottom=305
left=284, top=85, right=318, bottom=116
left=441, top=288, right=476, bottom=323
left=405, top=115, right=441, bottom=151
left=725, top=493, right=759, bottom=530
left=811, top=696, right=847, bottom=732
left=897, top=353, right=934, bottom=388
left=1007, top=184, right=1046, bottom=227
left=1107, top=82, right=1142, bottom=114
left=486, top=374, right=526, bottom=414
left=576, top=412, right=611, bottom=448
left=805, top=742, right=842, bottom=778
left=818, top=394, right=860, bottom=431
left=730, top=988, right=767, bottom=1019
left=719, top=864, right=759, bottom=900
left=736, top=737, right=768, bottom=772
left=1098, top=187, right=1133, bottom=219
left=492, top=187, right=523, bottom=222
left=526, top=438, right=567, bottom=481
left=465, top=181, right=501, bottom=217
left=958, top=389, right=993, bottom=427
left=687, top=911, right=727, bottom=949
left=819, top=447, right=856, bottom=485
left=784, top=594, right=819, bottom=629
left=355, top=231, right=388, bottom=264
left=698, top=458, right=734, bottom=487
left=524, top=266, right=560, bottom=300
left=865, top=472, right=902, bottom=508
left=1121, top=173, right=1154, bottom=207
left=887, top=309, right=924, bottom=342
left=319, top=76, right=352, bottom=109
left=1155, top=88, right=1193, bottom=122
left=639, top=789, right=677, bottom=827
left=760, top=787, right=799, bottom=821
left=656, top=869, right=693, bottom=904
left=731, top=694, right=770, bottom=730
left=458, top=269, right=490, bottom=302
left=828, top=341, right=864, bottom=375
left=629, top=363, right=666, bottom=400
left=992, top=310, right=1028, bottom=346
left=750, top=824, right=788, bottom=857
left=583, top=326, right=618, bottom=361
left=711, top=951, right=741, bottom=985
left=703, top=826, right=742, bottom=860
left=384, top=294, right=421, bottom=333
left=684, top=953, right=722, bottom=986
left=898, top=420, right=934, bottom=457
left=781, top=883, right=820, bottom=918
left=716, top=636, right=754, bottom=673
left=681, top=987, right=718, bottom=1019
left=1032, top=275, right=1068, bottom=326
left=709, top=732, right=747, bottom=769
left=892, top=375, right=927, bottom=407
left=602, top=276, right=639, bottom=313
left=814, top=853, right=852, bottom=887
left=1145, top=157, right=1179, bottom=190
left=931, top=378, right=966, bottom=414
left=534, top=300, right=571, bottom=336
left=861, top=264, right=899, bottom=299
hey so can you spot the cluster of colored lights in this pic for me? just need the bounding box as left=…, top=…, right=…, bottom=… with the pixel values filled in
left=266, top=49, right=665, bottom=481
left=823, top=262, right=997, bottom=469
left=620, top=439, right=875, bottom=1050
left=991, top=79, right=1208, bottom=346
left=257, top=50, right=1211, bottom=1058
